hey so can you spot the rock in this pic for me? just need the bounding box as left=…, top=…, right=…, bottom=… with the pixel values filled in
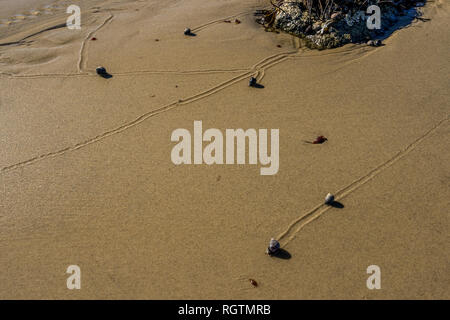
left=266, top=0, right=412, bottom=50
left=367, top=40, right=374, bottom=46
left=306, top=32, right=344, bottom=50
left=249, top=77, right=257, bottom=87
left=184, top=28, right=191, bottom=35
left=375, top=39, right=382, bottom=46
left=325, top=193, right=335, bottom=205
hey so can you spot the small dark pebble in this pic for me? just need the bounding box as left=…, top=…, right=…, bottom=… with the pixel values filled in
left=91, top=37, right=97, bottom=41
left=249, top=279, right=258, bottom=287
left=184, top=28, right=191, bottom=35
left=235, top=19, right=241, bottom=24
left=249, top=77, right=257, bottom=87
left=277, top=44, right=282, bottom=48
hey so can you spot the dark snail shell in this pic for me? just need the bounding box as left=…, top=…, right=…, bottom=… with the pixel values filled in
left=96, top=66, right=107, bottom=75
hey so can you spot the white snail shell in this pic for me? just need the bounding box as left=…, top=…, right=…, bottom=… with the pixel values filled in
left=325, top=193, right=335, bottom=204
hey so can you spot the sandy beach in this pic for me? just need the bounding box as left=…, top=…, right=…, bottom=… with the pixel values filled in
left=0, top=0, right=449, bottom=299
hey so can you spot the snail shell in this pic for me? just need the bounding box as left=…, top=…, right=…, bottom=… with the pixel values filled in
left=325, top=193, right=335, bottom=204
left=96, top=66, right=106, bottom=75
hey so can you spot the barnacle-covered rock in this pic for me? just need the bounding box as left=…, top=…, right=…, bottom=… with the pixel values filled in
left=262, top=0, right=421, bottom=50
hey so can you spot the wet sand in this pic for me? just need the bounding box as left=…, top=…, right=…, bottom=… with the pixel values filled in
left=0, top=0, right=449, bottom=299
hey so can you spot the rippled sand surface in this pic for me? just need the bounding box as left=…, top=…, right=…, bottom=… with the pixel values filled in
left=0, top=0, right=449, bottom=299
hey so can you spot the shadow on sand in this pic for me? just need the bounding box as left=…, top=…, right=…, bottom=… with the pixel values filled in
left=271, top=248, right=291, bottom=260
left=98, top=72, right=113, bottom=79
left=327, top=200, right=344, bottom=209
left=251, top=83, right=265, bottom=89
